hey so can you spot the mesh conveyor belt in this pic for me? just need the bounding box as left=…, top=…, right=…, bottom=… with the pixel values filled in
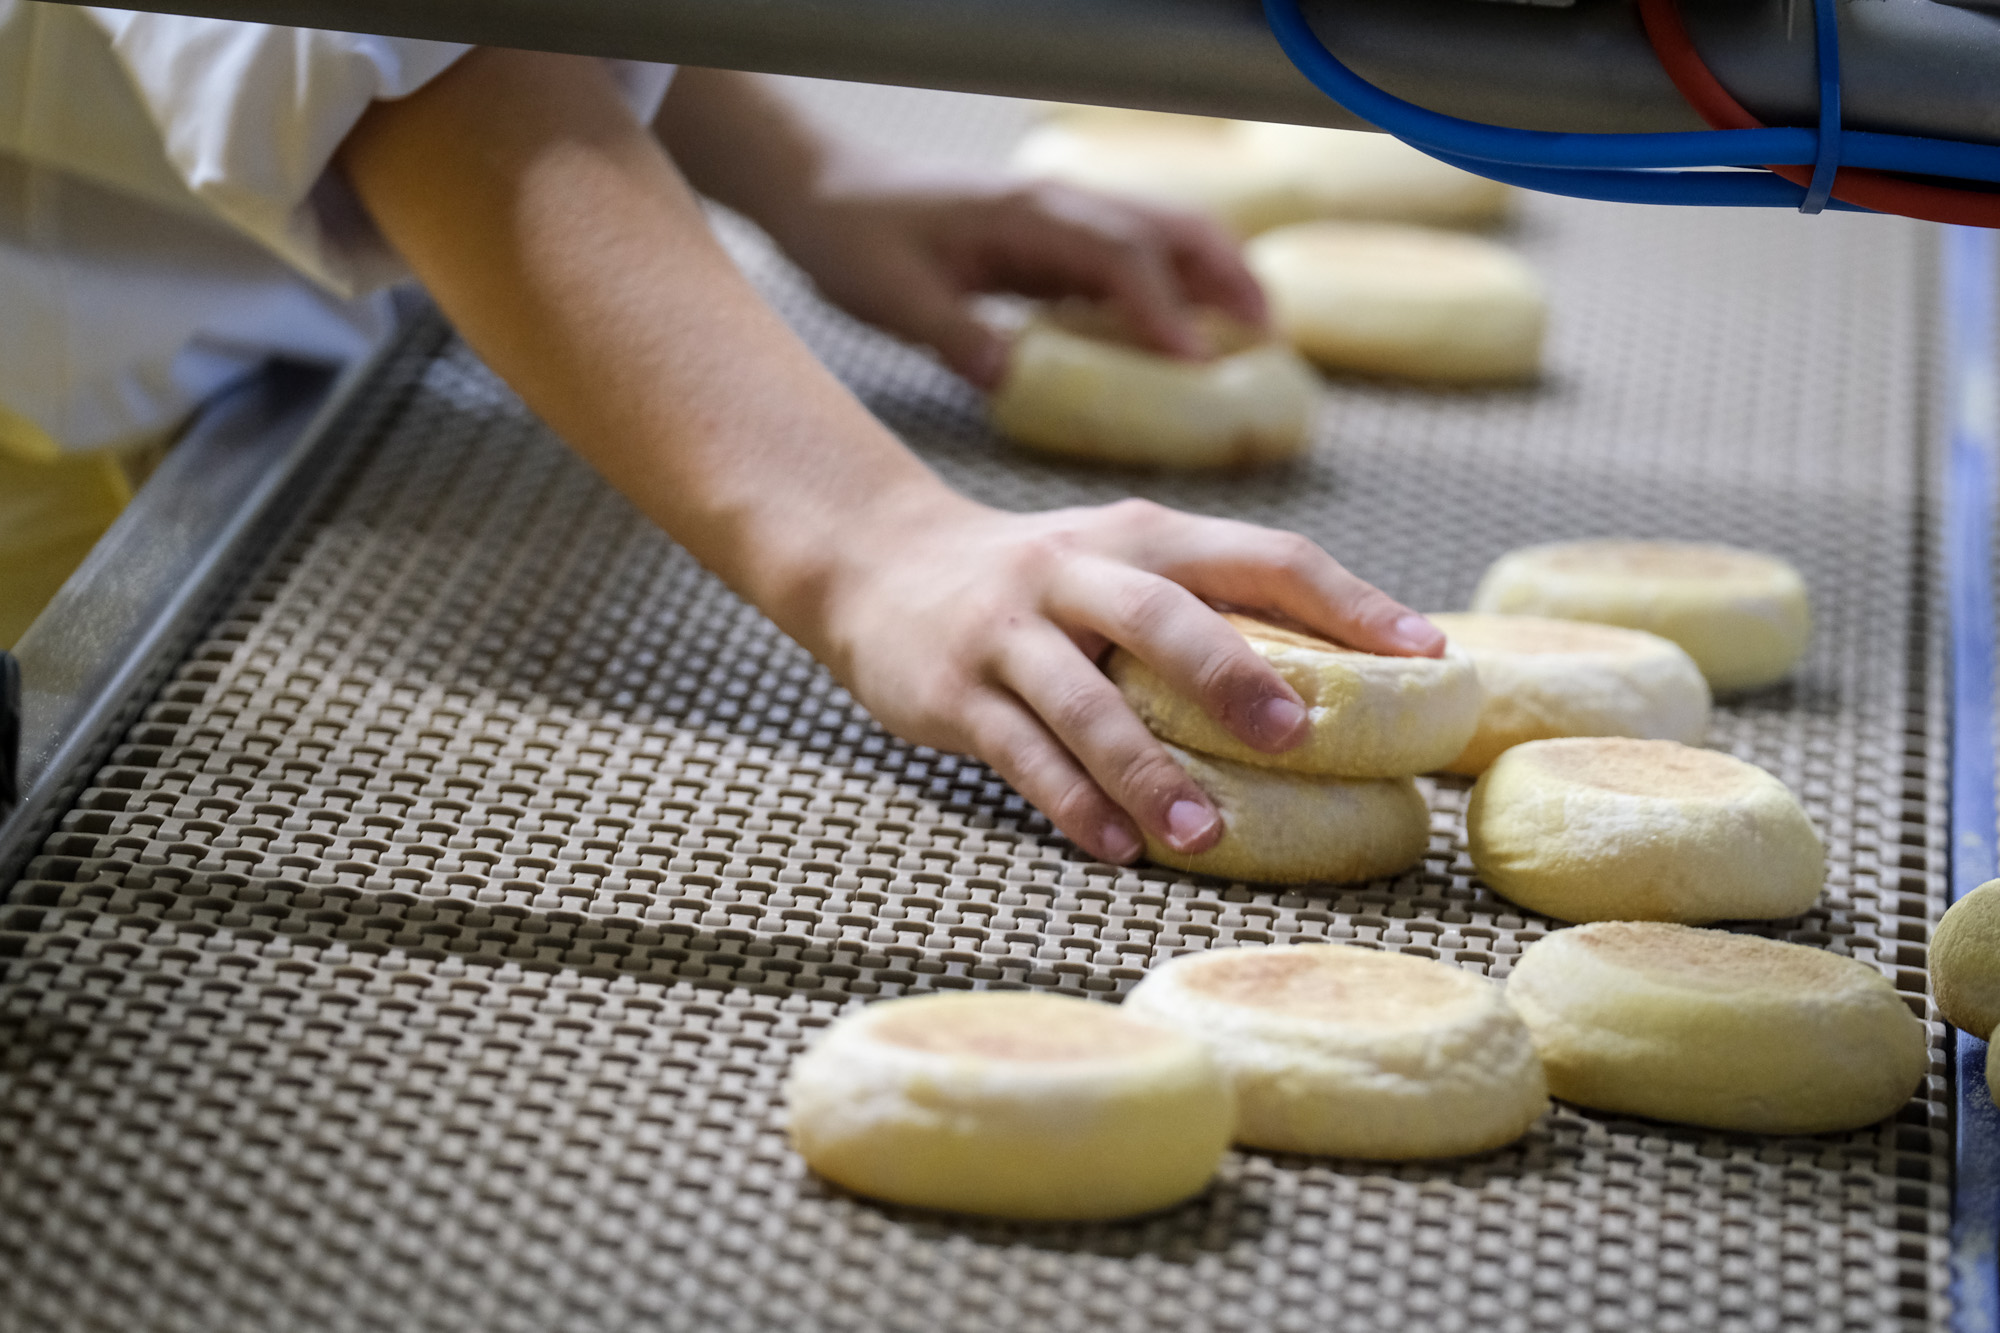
left=0, top=83, right=1959, bottom=1331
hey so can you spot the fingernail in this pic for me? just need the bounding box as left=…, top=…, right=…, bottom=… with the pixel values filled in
left=1393, top=613, right=1447, bottom=655
left=1249, top=694, right=1308, bottom=749
left=1099, top=822, right=1142, bottom=865
left=1164, top=799, right=1220, bottom=853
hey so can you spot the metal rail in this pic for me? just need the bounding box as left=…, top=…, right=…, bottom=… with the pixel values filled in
left=1946, top=223, right=2000, bottom=1333
left=0, top=325, right=443, bottom=889
left=39, top=0, right=2000, bottom=140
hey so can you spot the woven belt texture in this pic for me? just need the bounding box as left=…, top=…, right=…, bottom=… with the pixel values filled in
left=0, top=81, right=1954, bottom=1332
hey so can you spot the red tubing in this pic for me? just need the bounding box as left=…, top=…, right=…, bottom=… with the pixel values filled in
left=1638, top=0, right=2000, bottom=228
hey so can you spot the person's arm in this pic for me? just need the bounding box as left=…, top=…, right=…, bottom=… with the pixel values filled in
left=337, top=48, right=1441, bottom=866
left=654, top=67, right=1266, bottom=388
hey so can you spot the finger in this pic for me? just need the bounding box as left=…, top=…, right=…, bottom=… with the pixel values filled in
left=960, top=688, right=1143, bottom=864
left=992, top=626, right=1225, bottom=855
left=1104, top=504, right=1445, bottom=657
left=829, top=254, right=1010, bottom=389
left=1198, top=538, right=1443, bottom=657
left=1047, top=555, right=1309, bottom=753
left=920, top=311, right=1009, bottom=390
left=1086, top=230, right=1216, bottom=362
left=975, top=190, right=1214, bottom=361
left=1148, top=209, right=1271, bottom=328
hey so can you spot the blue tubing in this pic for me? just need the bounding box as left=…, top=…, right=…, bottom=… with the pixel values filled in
left=1263, top=0, right=2000, bottom=190
left=1424, top=150, right=1873, bottom=211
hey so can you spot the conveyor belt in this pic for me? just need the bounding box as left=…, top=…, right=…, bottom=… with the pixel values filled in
left=0, top=83, right=1963, bottom=1331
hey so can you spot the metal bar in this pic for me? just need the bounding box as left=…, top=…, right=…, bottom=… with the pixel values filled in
left=1946, top=221, right=2000, bottom=1333
left=0, top=366, right=333, bottom=885
left=0, top=651, right=16, bottom=815
left=0, top=319, right=443, bottom=888
left=37, top=0, right=2000, bottom=141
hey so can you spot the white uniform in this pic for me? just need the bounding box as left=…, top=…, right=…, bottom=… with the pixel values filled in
left=0, top=2, right=674, bottom=456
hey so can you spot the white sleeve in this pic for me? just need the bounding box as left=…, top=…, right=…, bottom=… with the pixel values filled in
left=80, top=10, right=675, bottom=299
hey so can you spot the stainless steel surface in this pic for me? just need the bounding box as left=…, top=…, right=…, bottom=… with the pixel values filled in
left=1678, top=0, right=2000, bottom=144
left=0, top=83, right=1956, bottom=1331
left=42, top=0, right=2000, bottom=140
left=0, top=337, right=435, bottom=889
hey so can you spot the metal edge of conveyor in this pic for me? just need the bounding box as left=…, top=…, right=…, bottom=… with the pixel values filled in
left=1948, top=222, right=2000, bottom=1333
left=0, top=315, right=449, bottom=890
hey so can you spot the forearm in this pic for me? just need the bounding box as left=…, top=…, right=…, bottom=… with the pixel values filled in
left=652, top=67, right=850, bottom=249
left=336, top=47, right=1436, bottom=868
left=338, top=48, right=962, bottom=661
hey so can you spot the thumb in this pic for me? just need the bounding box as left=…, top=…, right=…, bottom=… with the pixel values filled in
left=833, top=256, right=1010, bottom=390
left=882, top=279, right=1009, bottom=390
left=927, top=317, right=1010, bottom=391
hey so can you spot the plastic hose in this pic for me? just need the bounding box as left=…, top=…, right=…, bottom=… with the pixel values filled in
left=1638, top=0, right=2000, bottom=227
left=1262, top=0, right=2000, bottom=224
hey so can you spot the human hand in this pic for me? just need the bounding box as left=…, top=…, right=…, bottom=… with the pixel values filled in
left=764, top=157, right=1269, bottom=390
left=812, top=491, right=1444, bottom=865
left=344, top=55, right=1425, bottom=870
